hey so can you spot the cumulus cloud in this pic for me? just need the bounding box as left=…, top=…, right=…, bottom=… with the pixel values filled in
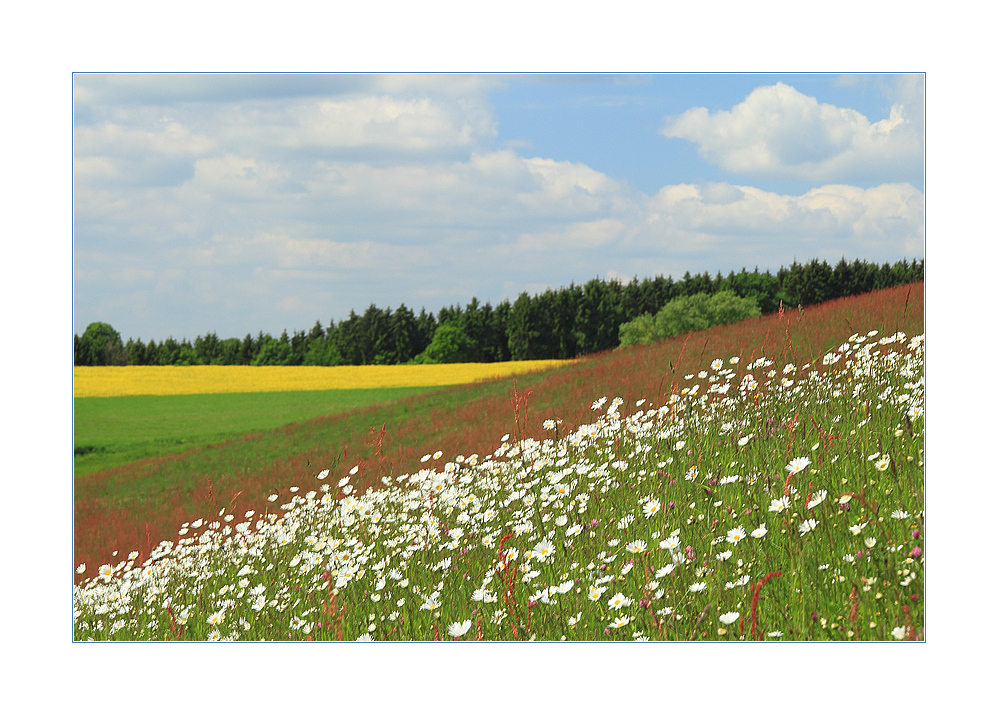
left=75, top=157, right=922, bottom=339
left=73, top=76, right=924, bottom=340
left=639, top=181, right=923, bottom=260
left=661, top=80, right=923, bottom=184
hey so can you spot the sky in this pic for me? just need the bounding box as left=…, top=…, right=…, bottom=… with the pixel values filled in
left=73, top=72, right=924, bottom=342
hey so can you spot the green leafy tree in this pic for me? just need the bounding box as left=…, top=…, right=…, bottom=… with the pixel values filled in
left=618, top=291, right=761, bottom=346
left=507, top=292, right=543, bottom=361
left=411, top=322, right=477, bottom=364
left=194, top=332, right=220, bottom=365
left=252, top=333, right=293, bottom=365
left=617, top=313, right=657, bottom=347
left=216, top=338, right=242, bottom=365
left=573, top=278, right=623, bottom=355
left=174, top=340, right=198, bottom=366
left=77, top=322, right=128, bottom=366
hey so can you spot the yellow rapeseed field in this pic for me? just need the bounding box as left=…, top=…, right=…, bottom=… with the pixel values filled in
left=73, top=360, right=571, bottom=398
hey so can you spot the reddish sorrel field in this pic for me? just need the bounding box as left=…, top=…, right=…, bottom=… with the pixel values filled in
left=74, top=283, right=923, bottom=593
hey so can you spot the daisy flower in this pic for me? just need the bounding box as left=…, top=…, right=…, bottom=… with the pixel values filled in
left=719, top=611, right=740, bottom=625
left=785, top=457, right=811, bottom=475
left=875, top=455, right=891, bottom=472
left=799, top=518, right=819, bottom=535
left=625, top=540, right=647, bottom=554
left=556, top=580, right=575, bottom=594
left=607, top=593, right=633, bottom=610
left=725, top=575, right=750, bottom=589
left=660, top=536, right=681, bottom=551
left=609, top=615, right=631, bottom=629
left=726, top=526, right=747, bottom=544
left=588, top=585, right=607, bottom=601
left=207, top=610, right=225, bottom=626
left=655, top=564, right=676, bottom=578
left=447, top=620, right=472, bottom=638
left=643, top=499, right=662, bottom=518
left=751, top=524, right=768, bottom=539
left=769, top=496, right=791, bottom=514
left=689, top=582, right=707, bottom=593
left=807, top=490, right=827, bottom=509
left=891, top=510, right=911, bottom=520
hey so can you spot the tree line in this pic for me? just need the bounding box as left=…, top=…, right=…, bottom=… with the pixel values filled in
left=74, top=257, right=924, bottom=367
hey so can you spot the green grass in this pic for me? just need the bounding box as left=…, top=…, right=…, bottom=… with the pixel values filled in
left=73, top=386, right=447, bottom=476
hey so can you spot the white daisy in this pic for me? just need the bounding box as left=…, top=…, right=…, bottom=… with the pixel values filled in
left=785, top=457, right=811, bottom=475
left=607, top=592, right=633, bottom=610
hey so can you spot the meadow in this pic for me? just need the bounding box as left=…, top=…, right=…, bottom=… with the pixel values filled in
left=74, top=387, right=448, bottom=476
left=73, top=284, right=924, bottom=641
left=74, top=359, right=567, bottom=475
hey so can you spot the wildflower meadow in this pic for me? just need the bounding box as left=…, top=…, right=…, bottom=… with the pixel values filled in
left=74, top=326, right=924, bottom=641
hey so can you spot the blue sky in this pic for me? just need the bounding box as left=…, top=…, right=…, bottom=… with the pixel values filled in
left=73, top=72, right=924, bottom=342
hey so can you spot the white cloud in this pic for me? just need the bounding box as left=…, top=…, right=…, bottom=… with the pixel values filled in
left=661, top=81, right=923, bottom=184
left=190, top=155, right=297, bottom=201
left=637, top=181, right=923, bottom=264
left=513, top=218, right=627, bottom=253
left=284, top=95, right=496, bottom=151
left=73, top=76, right=924, bottom=339
left=74, top=118, right=214, bottom=157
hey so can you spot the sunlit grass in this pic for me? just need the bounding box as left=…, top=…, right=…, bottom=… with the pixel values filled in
left=74, top=327, right=923, bottom=641
left=74, top=360, right=570, bottom=398
left=73, top=386, right=447, bottom=476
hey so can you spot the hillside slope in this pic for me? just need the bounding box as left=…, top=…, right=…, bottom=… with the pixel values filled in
left=74, top=282, right=923, bottom=577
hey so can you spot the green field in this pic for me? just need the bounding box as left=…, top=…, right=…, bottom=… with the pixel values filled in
left=73, top=386, right=446, bottom=476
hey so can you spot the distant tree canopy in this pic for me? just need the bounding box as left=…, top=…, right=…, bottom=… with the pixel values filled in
left=75, top=321, right=128, bottom=366
left=74, top=257, right=924, bottom=366
left=408, top=322, right=477, bottom=364
left=618, top=291, right=762, bottom=347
